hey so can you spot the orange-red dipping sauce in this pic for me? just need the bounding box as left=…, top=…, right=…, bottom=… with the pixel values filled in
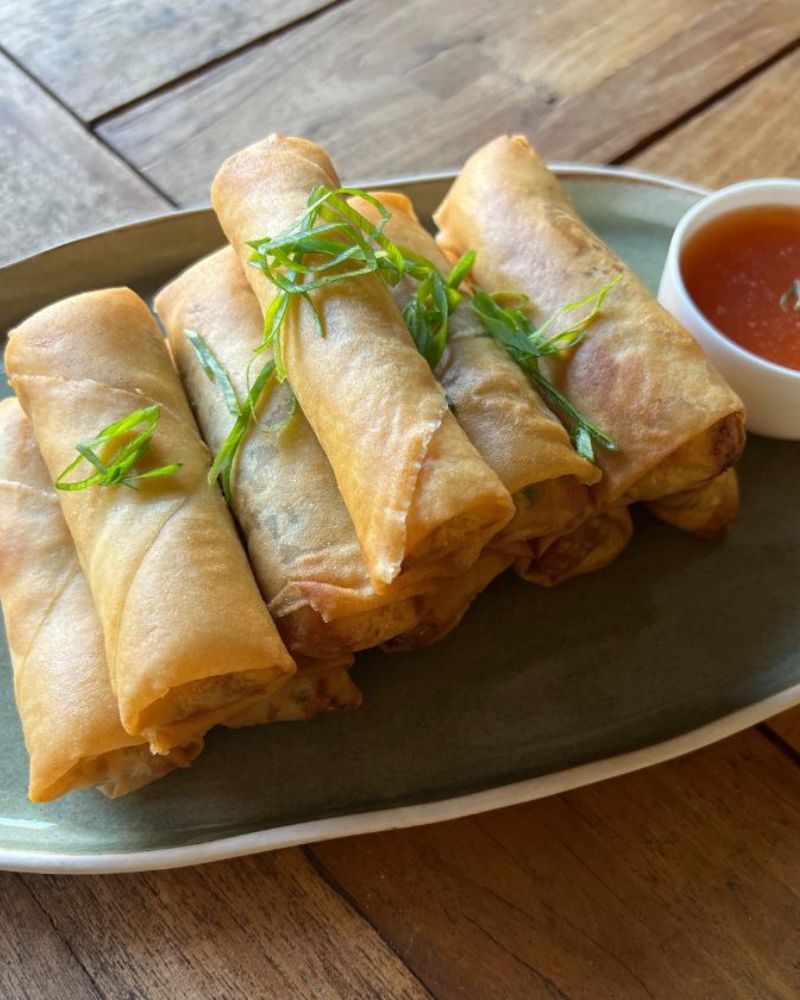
left=681, top=204, right=800, bottom=370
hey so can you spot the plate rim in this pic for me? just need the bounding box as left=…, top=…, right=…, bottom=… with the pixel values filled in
left=3, top=683, right=798, bottom=874
left=7, top=162, right=784, bottom=876
left=0, top=162, right=708, bottom=273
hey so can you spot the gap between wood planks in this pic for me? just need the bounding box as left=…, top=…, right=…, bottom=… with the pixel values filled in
left=4, top=8, right=798, bottom=233
left=85, top=0, right=355, bottom=131
left=302, top=845, right=436, bottom=994
left=8, top=874, right=104, bottom=998
left=0, top=40, right=178, bottom=208
left=757, top=723, right=800, bottom=767
left=611, top=33, right=800, bottom=165
left=0, top=0, right=356, bottom=209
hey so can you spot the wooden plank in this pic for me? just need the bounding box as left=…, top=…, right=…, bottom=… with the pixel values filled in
left=767, top=710, right=800, bottom=755
left=311, top=729, right=800, bottom=999
left=0, top=873, right=100, bottom=999
left=96, top=0, right=799, bottom=205
left=21, top=848, right=430, bottom=999
left=630, top=48, right=800, bottom=185
left=0, top=0, right=339, bottom=122
left=0, top=54, right=164, bottom=268
left=532, top=3, right=800, bottom=162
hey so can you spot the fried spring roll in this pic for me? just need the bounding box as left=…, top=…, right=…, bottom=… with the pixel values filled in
left=212, top=134, right=514, bottom=592
left=646, top=469, right=739, bottom=539
left=348, top=192, right=599, bottom=545
left=515, top=506, right=634, bottom=587
left=0, top=399, right=202, bottom=801
left=434, top=135, right=746, bottom=507
left=227, top=654, right=361, bottom=726
left=156, top=248, right=427, bottom=658
left=383, top=550, right=514, bottom=651
left=5, top=290, right=295, bottom=753
left=349, top=191, right=602, bottom=640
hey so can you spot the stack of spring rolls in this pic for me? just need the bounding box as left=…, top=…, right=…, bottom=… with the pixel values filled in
left=0, top=132, right=746, bottom=803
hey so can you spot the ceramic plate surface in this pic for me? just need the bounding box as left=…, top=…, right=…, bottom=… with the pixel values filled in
left=2, top=167, right=798, bottom=874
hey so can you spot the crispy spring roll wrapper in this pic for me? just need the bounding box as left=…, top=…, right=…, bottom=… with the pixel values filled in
left=226, top=654, right=361, bottom=726
left=349, top=192, right=599, bottom=546
left=646, top=469, right=739, bottom=539
left=212, top=134, right=514, bottom=592
left=0, top=399, right=202, bottom=802
left=349, top=191, right=594, bottom=648
left=384, top=550, right=514, bottom=651
left=434, top=135, right=746, bottom=507
left=157, top=248, right=428, bottom=658
left=5, top=289, right=296, bottom=753
left=515, top=506, right=634, bottom=587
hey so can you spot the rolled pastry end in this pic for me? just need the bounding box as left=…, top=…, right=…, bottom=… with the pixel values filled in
left=646, top=468, right=739, bottom=539
left=384, top=550, right=513, bottom=651
left=515, top=507, right=634, bottom=587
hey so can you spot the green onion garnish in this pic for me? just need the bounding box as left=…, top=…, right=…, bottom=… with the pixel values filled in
left=54, top=405, right=181, bottom=491
left=471, top=276, right=621, bottom=462
left=185, top=329, right=296, bottom=502
left=248, top=186, right=474, bottom=372
left=218, top=186, right=616, bottom=480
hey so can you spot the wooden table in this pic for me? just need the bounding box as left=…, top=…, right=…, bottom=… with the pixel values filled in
left=1, top=2, right=799, bottom=996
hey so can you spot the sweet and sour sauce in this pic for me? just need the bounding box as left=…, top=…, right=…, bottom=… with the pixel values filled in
left=681, top=204, right=800, bottom=370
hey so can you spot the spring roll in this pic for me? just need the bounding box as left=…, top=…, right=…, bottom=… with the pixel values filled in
left=348, top=192, right=602, bottom=641
left=515, top=506, right=634, bottom=587
left=348, top=192, right=599, bottom=545
left=212, top=134, right=514, bottom=593
left=0, top=398, right=202, bottom=801
left=5, top=289, right=296, bottom=753
left=646, top=468, right=738, bottom=539
left=434, top=135, right=746, bottom=507
left=156, top=247, right=427, bottom=658
left=227, top=654, right=361, bottom=726
left=384, top=550, right=514, bottom=651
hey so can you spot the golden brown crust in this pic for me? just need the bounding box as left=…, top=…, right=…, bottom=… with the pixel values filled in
left=434, top=134, right=746, bottom=506
left=384, top=550, right=513, bottom=651
left=156, top=247, right=431, bottom=658
left=515, top=506, right=634, bottom=587
left=349, top=192, right=598, bottom=537
left=212, top=134, right=514, bottom=591
left=4, top=290, right=295, bottom=753
left=0, top=399, right=201, bottom=802
left=646, top=468, right=739, bottom=539
left=226, top=655, right=361, bottom=726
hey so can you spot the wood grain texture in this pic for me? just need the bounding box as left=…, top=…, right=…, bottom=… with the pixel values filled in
left=767, top=709, right=800, bottom=755
left=0, top=0, right=339, bottom=121
left=531, top=0, right=800, bottom=162
left=21, top=848, right=430, bottom=999
left=96, top=0, right=799, bottom=205
left=631, top=48, right=800, bottom=185
left=0, top=54, right=164, bottom=268
left=0, top=874, right=100, bottom=999
left=311, top=729, right=800, bottom=999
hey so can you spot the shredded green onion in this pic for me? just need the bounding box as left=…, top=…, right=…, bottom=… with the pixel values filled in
left=236, top=186, right=618, bottom=477
left=471, top=276, right=621, bottom=462
left=248, top=186, right=473, bottom=371
left=185, top=329, right=295, bottom=502
left=54, top=405, right=181, bottom=491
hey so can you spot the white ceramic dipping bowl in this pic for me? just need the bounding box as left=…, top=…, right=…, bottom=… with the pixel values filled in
left=658, top=177, right=800, bottom=439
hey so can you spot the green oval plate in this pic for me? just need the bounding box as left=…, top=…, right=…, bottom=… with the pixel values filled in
left=2, top=166, right=798, bottom=874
